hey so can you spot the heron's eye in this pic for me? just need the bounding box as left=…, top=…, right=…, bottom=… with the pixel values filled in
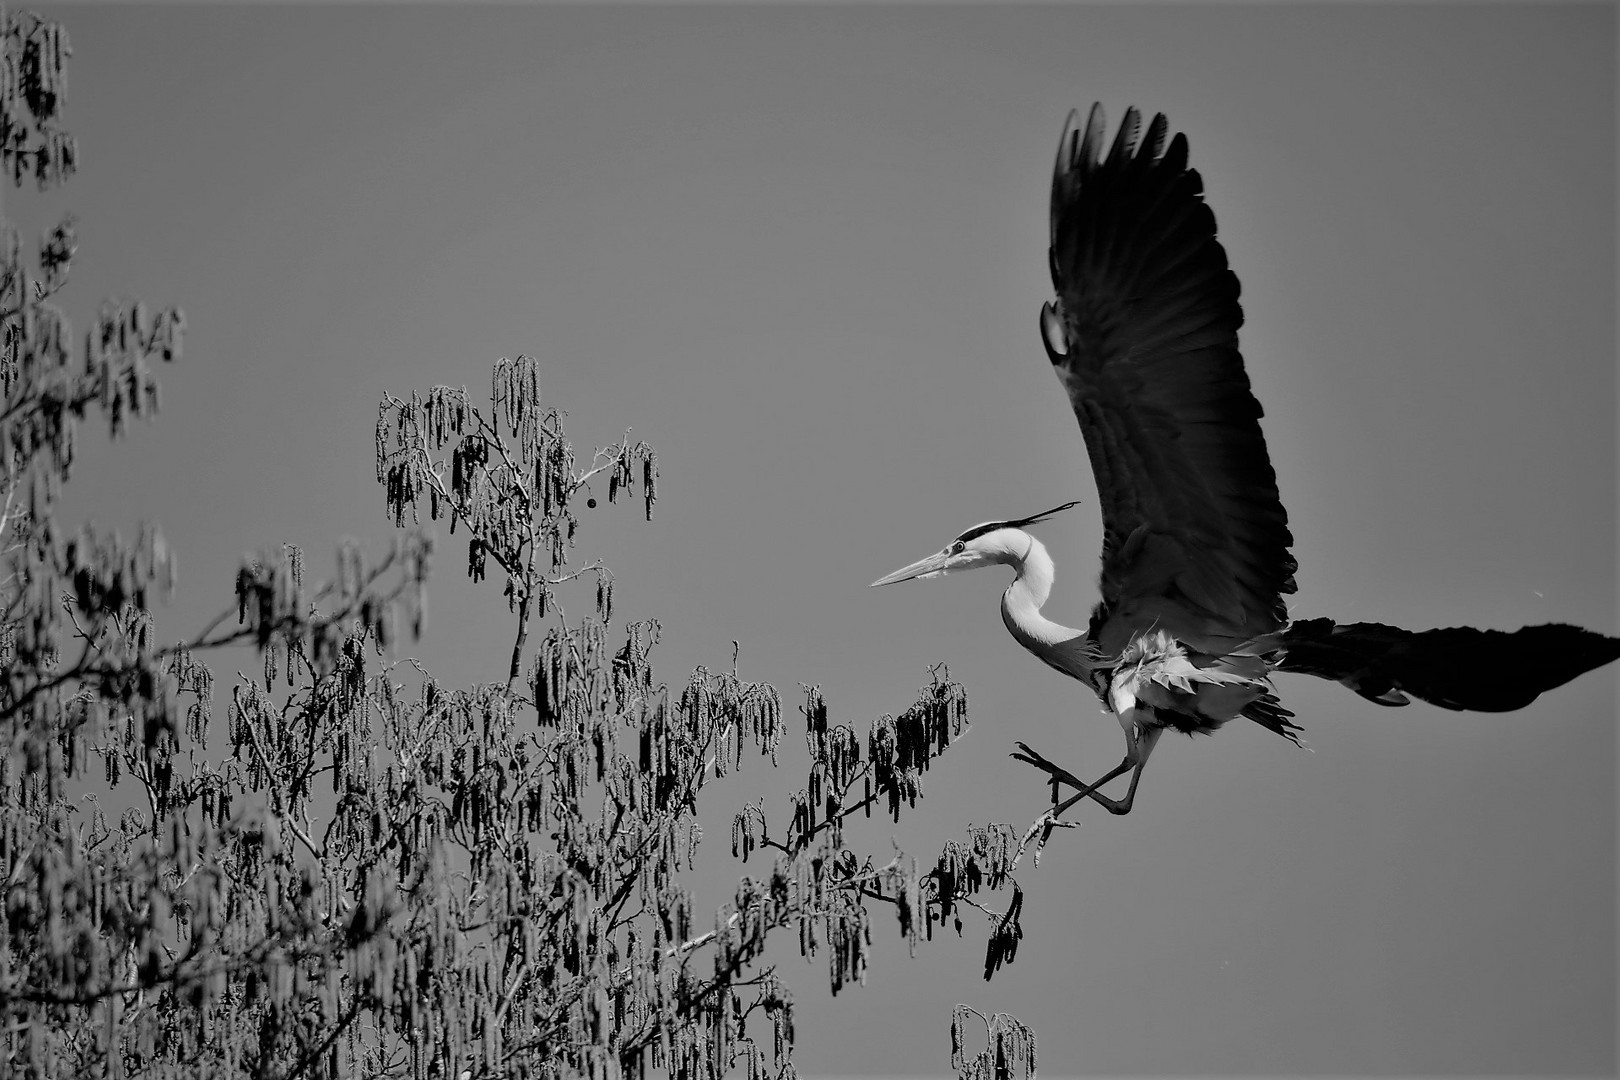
left=950, top=541, right=966, bottom=555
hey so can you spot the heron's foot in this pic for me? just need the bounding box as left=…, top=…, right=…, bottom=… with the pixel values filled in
left=1016, top=806, right=1082, bottom=868
left=1011, top=741, right=1088, bottom=802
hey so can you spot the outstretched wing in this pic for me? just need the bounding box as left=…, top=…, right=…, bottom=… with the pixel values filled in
left=1044, top=105, right=1296, bottom=656
left=1278, top=619, right=1620, bottom=712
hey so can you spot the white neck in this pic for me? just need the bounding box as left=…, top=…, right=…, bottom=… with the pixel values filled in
left=997, top=532, right=1094, bottom=680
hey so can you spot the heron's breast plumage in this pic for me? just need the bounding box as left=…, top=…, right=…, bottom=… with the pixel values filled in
left=1110, top=630, right=1270, bottom=735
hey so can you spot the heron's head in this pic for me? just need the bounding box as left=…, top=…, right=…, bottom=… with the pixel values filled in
left=869, top=501, right=1080, bottom=587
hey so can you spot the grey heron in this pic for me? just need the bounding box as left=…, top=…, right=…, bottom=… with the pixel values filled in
left=872, top=104, right=1620, bottom=818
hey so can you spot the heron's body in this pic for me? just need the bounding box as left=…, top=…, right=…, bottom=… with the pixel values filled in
left=992, top=528, right=1285, bottom=752
left=872, top=104, right=1620, bottom=816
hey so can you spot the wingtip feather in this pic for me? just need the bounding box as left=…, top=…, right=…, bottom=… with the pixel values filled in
left=1079, top=102, right=1109, bottom=167
left=1106, top=106, right=1141, bottom=168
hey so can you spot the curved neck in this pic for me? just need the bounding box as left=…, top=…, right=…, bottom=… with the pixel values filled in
left=1007, top=532, right=1055, bottom=611
left=999, top=533, right=1093, bottom=679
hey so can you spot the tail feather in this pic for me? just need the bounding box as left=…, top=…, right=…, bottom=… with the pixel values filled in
left=1277, top=619, right=1620, bottom=712
left=1242, top=690, right=1303, bottom=745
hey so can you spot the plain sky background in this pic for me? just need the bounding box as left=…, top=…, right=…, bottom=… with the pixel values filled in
left=14, top=3, right=1615, bottom=1076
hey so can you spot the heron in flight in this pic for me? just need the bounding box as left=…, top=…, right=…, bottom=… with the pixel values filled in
left=872, top=104, right=1620, bottom=818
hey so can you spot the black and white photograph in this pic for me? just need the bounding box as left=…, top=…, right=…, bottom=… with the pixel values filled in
left=1, top=5, right=1612, bottom=1078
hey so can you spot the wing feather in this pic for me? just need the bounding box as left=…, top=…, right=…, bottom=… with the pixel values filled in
left=1046, top=104, right=1296, bottom=655
left=1278, top=620, right=1620, bottom=711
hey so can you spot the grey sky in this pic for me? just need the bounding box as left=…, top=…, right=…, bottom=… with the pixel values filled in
left=31, top=4, right=1616, bottom=1076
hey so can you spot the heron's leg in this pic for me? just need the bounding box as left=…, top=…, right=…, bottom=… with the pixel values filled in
left=1051, top=753, right=1146, bottom=817
left=1011, top=742, right=1133, bottom=813
left=1015, top=726, right=1162, bottom=818
left=1059, top=726, right=1162, bottom=816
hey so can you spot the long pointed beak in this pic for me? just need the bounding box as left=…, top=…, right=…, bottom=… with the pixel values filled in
left=870, top=551, right=951, bottom=587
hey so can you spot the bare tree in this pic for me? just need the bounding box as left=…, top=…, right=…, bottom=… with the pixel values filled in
left=1, top=11, right=1040, bottom=1079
